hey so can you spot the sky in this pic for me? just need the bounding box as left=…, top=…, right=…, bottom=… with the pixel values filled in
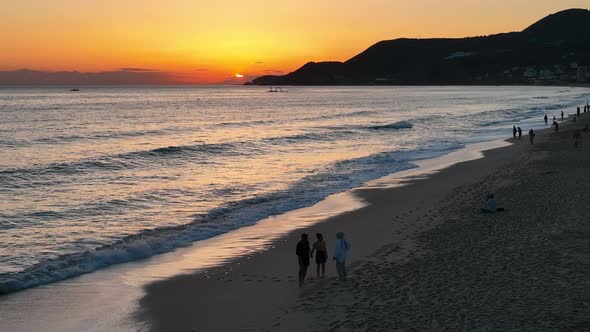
left=1, top=0, right=588, bottom=84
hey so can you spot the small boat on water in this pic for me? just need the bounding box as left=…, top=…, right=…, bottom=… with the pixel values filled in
left=69, top=88, right=80, bottom=92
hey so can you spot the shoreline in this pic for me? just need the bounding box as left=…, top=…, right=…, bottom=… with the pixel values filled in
left=0, top=104, right=586, bottom=331
left=0, top=117, right=521, bottom=332
left=138, top=112, right=590, bottom=331
left=0, top=133, right=514, bottom=332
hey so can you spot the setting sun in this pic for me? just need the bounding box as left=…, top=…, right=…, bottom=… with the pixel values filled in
left=235, top=74, right=243, bottom=78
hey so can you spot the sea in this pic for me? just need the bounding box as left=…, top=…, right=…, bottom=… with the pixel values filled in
left=1, top=85, right=588, bottom=295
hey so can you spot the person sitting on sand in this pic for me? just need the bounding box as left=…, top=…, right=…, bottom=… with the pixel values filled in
left=529, top=129, right=535, bottom=144
left=311, top=233, right=328, bottom=278
left=552, top=121, right=559, bottom=132
left=333, top=232, right=350, bottom=281
left=481, top=194, right=497, bottom=213
left=296, top=233, right=312, bottom=287
left=574, top=130, right=582, bottom=148
left=481, top=194, right=504, bottom=213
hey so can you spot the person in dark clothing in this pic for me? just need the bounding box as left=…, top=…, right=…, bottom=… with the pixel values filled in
left=552, top=121, right=559, bottom=132
left=577, top=107, right=581, bottom=116
left=517, top=127, right=522, bottom=139
left=553, top=116, right=556, bottom=121
left=311, top=233, right=328, bottom=278
left=561, top=110, right=564, bottom=120
left=296, top=233, right=312, bottom=286
left=544, top=114, right=548, bottom=124
left=513, top=125, right=517, bottom=138
left=529, top=129, right=535, bottom=144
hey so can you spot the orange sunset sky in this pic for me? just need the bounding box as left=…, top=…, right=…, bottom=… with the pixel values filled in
left=1, top=0, right=588, bottom=84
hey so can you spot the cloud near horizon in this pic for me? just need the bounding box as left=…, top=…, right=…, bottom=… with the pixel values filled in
left=0, top=69, right=183, bottom=85
left=120, top=67, right=157, bottom=72
left=0, top=69, right=280, bottom=85
left=263, top=69, right=284, bottom=74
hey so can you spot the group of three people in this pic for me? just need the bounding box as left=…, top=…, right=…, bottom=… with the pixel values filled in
left=295, top=232, right=350, bottom=286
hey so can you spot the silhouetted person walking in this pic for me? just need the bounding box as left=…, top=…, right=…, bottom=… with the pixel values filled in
left=311, top=233, right=327, bottom=278
left=333, top=232, right=350, bottom=281
left=577, top=107, right=581, bottom=116
left=544, top=114, right=548, bottom=124
left=296, top=233, right=312, bottom=287
left=517, top=126, right=522, bottom=139
left=529, top=129, right=535, bottom=144
left=561, top=110, right=564, bottom=120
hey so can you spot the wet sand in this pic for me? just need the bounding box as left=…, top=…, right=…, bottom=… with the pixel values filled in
left=139, top=113, right=590, bottom=331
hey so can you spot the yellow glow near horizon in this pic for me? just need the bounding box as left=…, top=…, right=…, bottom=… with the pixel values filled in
left=1, top=0, right=588, bottom=83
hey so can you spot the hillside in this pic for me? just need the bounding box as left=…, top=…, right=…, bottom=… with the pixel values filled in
left=251, top=9, right=590, bottom=85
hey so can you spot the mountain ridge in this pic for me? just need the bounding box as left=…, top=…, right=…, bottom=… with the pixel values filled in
left=251, top=9, right=590, bottom=85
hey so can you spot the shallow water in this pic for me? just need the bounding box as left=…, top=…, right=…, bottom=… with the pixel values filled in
left=1, top=85, right=587, bottom=293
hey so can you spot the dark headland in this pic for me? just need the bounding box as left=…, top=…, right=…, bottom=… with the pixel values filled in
left=250, top=9, right=590, bottom=85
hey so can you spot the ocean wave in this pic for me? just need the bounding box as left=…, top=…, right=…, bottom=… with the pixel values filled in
left=263, top=130, right=357, bottom=144
left=0, top=141, right=465, bottom=294
left=216, top=119, right=276, bottom=127
left=299, top=110, right=380, bottom=122
left=369, top=121, right=413, bottom=130
left=0, top=142, right=252, bottom=184
left=32, top=128, right=173, bottom=144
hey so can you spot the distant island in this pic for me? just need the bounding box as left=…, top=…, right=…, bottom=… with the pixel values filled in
left=249, top=9, right=590, bottom=86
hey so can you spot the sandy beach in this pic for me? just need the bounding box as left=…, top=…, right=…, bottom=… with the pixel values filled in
left=139, top=113, right=590, bottom=331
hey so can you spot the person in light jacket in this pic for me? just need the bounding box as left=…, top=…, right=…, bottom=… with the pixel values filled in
left=333, top=232, right=350, bottom=281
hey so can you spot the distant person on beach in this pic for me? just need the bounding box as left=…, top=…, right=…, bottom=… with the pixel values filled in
left=333, top=232, right=350, bottom=281
left=481, top=194, right=504, bottom=213
left=561, top=110, right=564, bottom=120
left=517, top=127, right=522, bottom=139
left=574, top=130, right=582, bottom=148
left=544, top=114, right=548, bottom=124
left=513, top=125, right=517, bottom=138
left=529, top=129, right=535, bottom=144
left=553, top=116, right=556, bottom=121
left=311, top=233, right=328, bottom=278
left=552, top=121, right=559, bottom=132
left=577, top=107, right=581, bottom=116
left=296, top=233, right=312, bottom=286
